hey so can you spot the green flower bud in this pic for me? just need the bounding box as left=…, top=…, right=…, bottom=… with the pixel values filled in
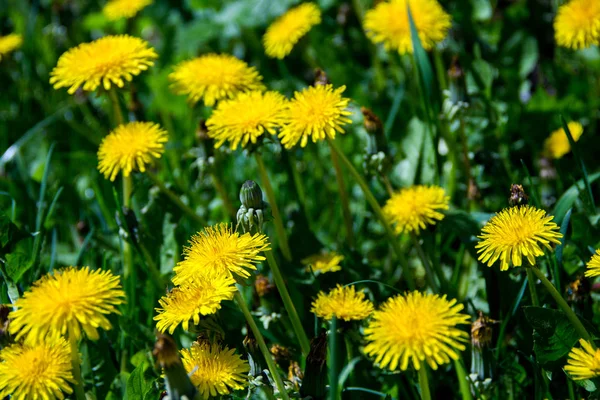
left=240, top=180, right=264, bottom=210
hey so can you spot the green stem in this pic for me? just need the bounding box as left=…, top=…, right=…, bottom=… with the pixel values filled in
left=108, top=89, right=124, bottom=126
left=147, top=172, right=206, bottom=227
left=211, top=171, right=237, bottom=221
left=328, top=141, right=355, bottom=248
left=68, top=329, right=86, bottom=400
left=138, top=241, right=165, bottom=290
left=234, top=291, right=290, bottom=400
left=411, top=234, right=439, bottom=292
left=255, top=153, right=292, bottom=262
left=287, top=151, right=309, bottom=218
left=417, top=366, right=431, bottom=400
left=453, top=359, right=473, bottom=400
left=526, top=269, right=540, bottom=307
left=329, top=317, right=339, bottom=400
left=432, top=47, right=448, bottom=93
left=122, top=175, right=133, bottom=282
left=531, top=267, right=593, bottom=343
left=327, top=138, right=416, bottom=290
left=265, top=250, right=311, bottom=356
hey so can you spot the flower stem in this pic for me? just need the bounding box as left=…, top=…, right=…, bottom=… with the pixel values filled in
left=525, top=268, right=540, bottom=307
left=410, top=234, right=439, bottom=292
left=108, top=89, right=124, bottom=126
left=453, top=358, right=473, bottom=400
left=255, top=153, right=292, bottom=262
left=328, top=141, right=355, bottom=248
left=531, top=267, right=593, bottom=343
left=234, top=290, right=290, bottom=400
left=122, top=175, right=133, bottom=282
left=68, top=330, right=86, bottom=400
left=146, top=172, right=206, bottom=227
left=417, top=366, right=432, bottom=400
left=327, top=138, right=416, bottom=290
left=210, top=171, right=237, bottom=221
left=265, top=250, right=311, bottom=356
left=329, top=316, right=339, bottom=400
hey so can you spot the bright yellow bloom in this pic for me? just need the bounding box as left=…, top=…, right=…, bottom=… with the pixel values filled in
left=263, top=3, right=321, bottom=59
left=383, top=185, right=449, bottom=235
left=172, top=223, right=270, bottom=285
left=9, top=267, right=125, bottom=344
left=565, top=339, right=600, bottom=380
left=364, top=0, right=451, bottom=54
left=169, top=54, right=265, bottom=106
left=279, top=84, right=352, bottom=149
left=103, top=0, right=152, bottom=20
left=98, top=121, right=168, bottom=181
left=0, top=33, right=22, bottom=61
left=311, top=285, right=374, bottom=321
left=154, top=272, right=237, bottom=334
left=585, top=249, right=600, bottom=278
left=364, top=291, right=469, bottom=371
left=181, top=341, right=250, bottom=399
left=0, top=337, right=74, bottom=400
left=554, top=0, right=600, bottom=49
left=476, top=205, right=563, bottom=271
left=50, top=35, right=157, bottom=94
left=206, top=91, right=287, bottom=150
left=543, top=121, right=584, bottom=159
left=302, top=252, right=344, bottom=274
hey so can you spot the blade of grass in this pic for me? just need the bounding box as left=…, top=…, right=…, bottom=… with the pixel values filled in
left=561, top=116, right=595, bottom=213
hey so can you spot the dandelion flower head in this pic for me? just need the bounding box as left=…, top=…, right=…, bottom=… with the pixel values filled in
left=50, top=35, right=157, bottom=94
left=181, top=341, right=250, bottom=399
left=383, top=185, right=449, bottom=235
left=565, top=339, right=600, bottom=380
left=311, top=285, right=374, bottom=321
left=302, top=251, right=344, bottom=274
left=263, top=3, right=321, bottom=59
left=206, top=91, right=287, bottom=150
left=554, top=0, right=600, bottom=49
left=98, top=121, right=168, bottom=181
left=103, top=0, right=152, bottom=20
left=364, top=0, right=451, bottom=54
left=278, top=84, right=352, bottom=149
left=0, top=33, right=23, bottom=61
left=585, top=249, right=600, bottom=278
left=543, top=121, right=584, bottom=159
left=169, top=54, right=265, bottom=106
left=476, top=205, right=563, bottom=271
left=0, top=337, right=74, bottom=400
left=364, top=291, right=469, bottom=371
left=9, top=267, right=125, bottom=343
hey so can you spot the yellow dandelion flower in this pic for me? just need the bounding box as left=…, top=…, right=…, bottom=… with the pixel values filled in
left=103, top=0, right=152, bottom=20
left=554, top=0, right=600, bottom=49
left=263, top=3, right=321, bottom=59
left=565, top=339, right=600, bottom=380
left=206, top=91, right=287, bottom=150
left=585, top=249, right=600, bottom=278
left=302, top=252, right=344, bottom=274
left=98, top=121, right=168, bottom=181
left=476, top=205, right=563, bottom=271
left=311, top=285, right=374, bottom=321
left=364, top=291, right=469, bottom=371
left=383, top=185, right=450, bottom=235
left=9, top=267, right=125, bottom=343
left=169, top=54, right=265, bottom=106
left=543, top=121, right=584, bottom=159
left=172, top=223, right=270, bottom=285
left=0, top=33, right=22, bottom=61
left=279, top=84, right=352, bottom=149
left=364, top=0, right=452, bottom=55
left=181, top=341, right=250, bottom=399
left=154, top=272, right=237, bottom=334
left=50, top=35, right=157, bottom=94
left=0, top=337, right=74, bottom=400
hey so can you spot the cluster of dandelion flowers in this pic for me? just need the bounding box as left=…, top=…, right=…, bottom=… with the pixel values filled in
left=172, top=223, right=270, bottom=285
left=154, top=272, right=237, bottom=334
left=181, top=341, right=250, bottom=399
left=364, top=291, right=469, bottom=371
left=103, top=0, right=152, bottom=20
left=0, top=33, right=23, bottom=61
left=311, top=285, right=374, bottom=321
left=364, top=0, right=451, bottom=55
left=554, top=0, right=600, bottom=49
left=476, top=205, right=563, bottom=271
left=50, top=35, right=157, bottom=94
left=169, top=54, right=265, bottom=106
left=206, top=91, right=287, bottom=150
left=302, top=251, right=344, bottom=274
left=383, top=185, right=449, bottom=235
left=543, top=121, right=584, bottom=159
left=263, top=2, right=321, bottom=59
left=0, top=337, right=74, bottom=399
left=565, top=339, right=600, bottom=380
left=9, top=267, right=125, bottom=343
left=98, top=121, right=168, bottom=181
left=584, top=249, right=600, bottom=278
left=278, top=84, right=352, bottom=149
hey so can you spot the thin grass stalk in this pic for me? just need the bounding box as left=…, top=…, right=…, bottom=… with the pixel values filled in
left=234, top=290, right=290, bottom=400
left=146, top=172, right=206, bottom=227
left=417, top=366, right=432, bottom=400
left=68, top=328, right=86, bottom=400
left=122, top=175, right=134, bottom=282
left=211, top=171, right=237, bottom=221
left=328, top=316, right=339, bottom=400
left=108, top=89, right=124, bottom=126
left=287, top=151, right=309, bottom=217
left=525, top=268, right=540, bottom=307
left=327, top=137, right=416, bottom=290
left=328, top=141, right=355, bottom=248
left=410, top=234, right=437, bottom=291
left=453, top=358, right=473, bottom=400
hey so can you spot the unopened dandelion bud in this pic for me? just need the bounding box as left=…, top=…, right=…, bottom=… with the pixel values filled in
left=240, top=180, right=264, bottom=210
left=237, top=181, right=272, bottom=233
left=508, top=184, right=528, bottom=207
